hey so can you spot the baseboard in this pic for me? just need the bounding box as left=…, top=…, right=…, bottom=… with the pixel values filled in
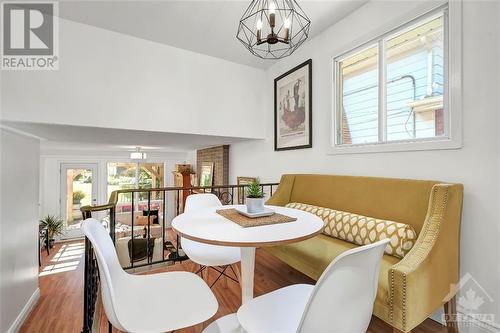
left=6, top=288, right=40, bottom=333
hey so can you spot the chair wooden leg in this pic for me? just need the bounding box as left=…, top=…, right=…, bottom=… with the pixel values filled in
left=444, top=296, right=459, bottom=333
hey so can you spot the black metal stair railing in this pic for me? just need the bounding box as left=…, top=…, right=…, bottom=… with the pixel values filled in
left=80, top=203, right=115, bottom=333
left=80, top=183, right=278, bottom=333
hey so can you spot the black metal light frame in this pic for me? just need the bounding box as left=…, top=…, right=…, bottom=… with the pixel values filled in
left=237, top=0, right=311, bottom=59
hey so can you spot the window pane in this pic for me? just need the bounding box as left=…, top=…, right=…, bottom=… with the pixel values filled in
left=338, top=45, right=379, bottom=145
left=138, top=163, right=165, bottom=201
left=386, top=13, right=445, bottom=141
left=65, top=168, right=93, bottom=227
left=139, top=163, right=165, bottom=189
left=107, top=162, right=137, bottom=203
left=107, top=162, right=165, bottom=204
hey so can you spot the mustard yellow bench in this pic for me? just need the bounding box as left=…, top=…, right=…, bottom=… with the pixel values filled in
left=265, top=174, right=463, bottom=332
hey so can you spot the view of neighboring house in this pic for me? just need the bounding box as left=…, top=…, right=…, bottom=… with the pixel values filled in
left=340, top=13, right=445, bottom=144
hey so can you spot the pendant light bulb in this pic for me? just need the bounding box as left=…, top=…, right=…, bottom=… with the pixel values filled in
left=256, top=19, right=263, bottom=30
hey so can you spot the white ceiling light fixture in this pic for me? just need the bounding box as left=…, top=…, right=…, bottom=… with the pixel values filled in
left=130, top=147, right=147, bottom=160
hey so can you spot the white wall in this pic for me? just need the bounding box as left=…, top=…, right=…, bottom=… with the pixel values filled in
left=0, top=129, right=40, bottom=333
left=231, top=0, right=500, bottom=328
left=1, top=17, right=266, bottom=140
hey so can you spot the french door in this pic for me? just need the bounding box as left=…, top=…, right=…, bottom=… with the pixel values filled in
left=60, top=163, right=98, bottom=239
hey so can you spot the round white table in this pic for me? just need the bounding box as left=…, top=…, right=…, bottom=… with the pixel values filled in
left=171, top=205, right=324, bottom=304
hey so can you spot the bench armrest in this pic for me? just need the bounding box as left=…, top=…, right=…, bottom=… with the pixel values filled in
left=388, top=183, right=463, bottom=332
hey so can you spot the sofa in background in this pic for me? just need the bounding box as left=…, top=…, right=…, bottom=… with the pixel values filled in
left=116, top=237, right=163, bottom=268
left=265, top=174, right=463, bottom=333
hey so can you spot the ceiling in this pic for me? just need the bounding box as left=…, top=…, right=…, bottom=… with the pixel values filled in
left=2, top=121, right=252, bottom=152
left=58, top=0, right=368, bottom=69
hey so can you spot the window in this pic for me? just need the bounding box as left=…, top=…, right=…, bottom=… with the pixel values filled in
left=107, top=162, right=165, bottom=203
left=107, top=162, right=137, bottom=203
left=334, top=8, right=449, bottom=149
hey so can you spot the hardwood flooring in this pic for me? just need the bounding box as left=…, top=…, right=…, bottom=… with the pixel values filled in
left=21, top=241, right=85, bottom=333
left=21, top=239, right=446, bottom=333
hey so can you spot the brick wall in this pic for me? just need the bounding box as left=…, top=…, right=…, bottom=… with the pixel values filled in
left=341, top=111, right=352, bottom=144
left=435, top=108, right=444, bottom=136
left=196, top=145, right=229, bottom=186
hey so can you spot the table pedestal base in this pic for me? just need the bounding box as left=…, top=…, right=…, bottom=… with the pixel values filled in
left=240, top=247, right=256, bottom=304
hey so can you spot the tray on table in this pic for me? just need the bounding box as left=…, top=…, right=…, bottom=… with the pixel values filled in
left=216, top=208, right=297, bottom=228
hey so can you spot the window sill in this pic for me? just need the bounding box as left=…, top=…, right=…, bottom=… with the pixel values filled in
left=327, top=137, right=462, bottom=155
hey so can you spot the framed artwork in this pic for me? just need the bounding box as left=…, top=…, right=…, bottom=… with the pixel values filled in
left=199, top=162, right=214, bottom=190
left=274, top=59, right=312, bottom=151
left=237, top=176, right=258, bottom=204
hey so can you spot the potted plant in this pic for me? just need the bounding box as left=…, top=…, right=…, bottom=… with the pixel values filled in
left=72, top=190, right=86, bottom=210
left=245, top=181, right=265, bottom=213
left=39, top=214, right=64, bottom=248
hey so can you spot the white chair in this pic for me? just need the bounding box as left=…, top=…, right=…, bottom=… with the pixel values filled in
left=204, top=238, right=389, bottom=333
left=181, top=194, right=241, bottom=287
left=81, top=218, right=218, bottom=333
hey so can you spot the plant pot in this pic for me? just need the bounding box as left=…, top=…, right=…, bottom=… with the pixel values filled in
left=246, top=197, right=265, bottom=214
left=72, top=203, right=81, bottom=210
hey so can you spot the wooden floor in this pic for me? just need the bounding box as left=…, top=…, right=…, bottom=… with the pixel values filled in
left=21, top=240, right=446, bottom=333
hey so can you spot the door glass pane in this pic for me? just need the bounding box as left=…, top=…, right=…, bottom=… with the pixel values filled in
left=65, top=168, right=93, bottom=228
left=337, top=45, right=379, bottom=145
left=386, top=13, right=445, bottom=141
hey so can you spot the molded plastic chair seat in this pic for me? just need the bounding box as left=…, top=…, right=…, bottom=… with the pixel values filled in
left=237, top=284, right=314, bottom=332
left=205, top=239, right=389, bottom=333
left=181, top=237, right=241, bottom=266
left=113, top=271, right=217, bottom=332
left=82, top=218, right=218, bottom=333
left=181, top=194, right=241, bottom=287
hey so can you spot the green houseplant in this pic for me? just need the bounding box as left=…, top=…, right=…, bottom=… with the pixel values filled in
left=72, top=190, right=86, bottom=204
left=245, top=181, right=265, bottom=213
left=72, top=190, right=86, bottom=210
left=39, top=214, right=64, bottom=247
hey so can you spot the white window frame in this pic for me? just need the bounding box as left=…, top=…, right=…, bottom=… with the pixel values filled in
left=329, top=2, right=462, bottom=155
